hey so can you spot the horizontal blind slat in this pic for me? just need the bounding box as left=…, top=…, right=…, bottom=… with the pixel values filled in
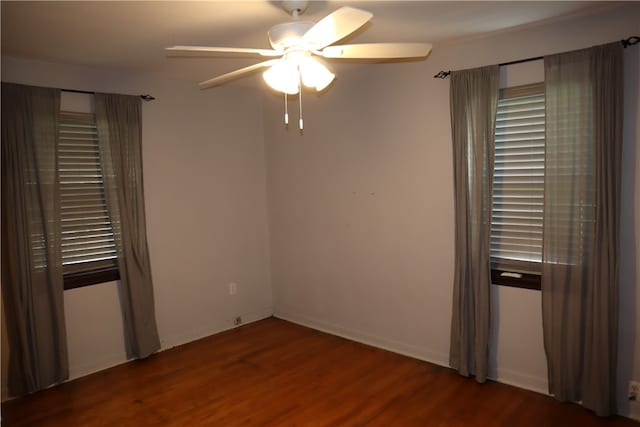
left=59, top=111, right=118, bottom=275
left=491, top=85, right=544, bottom=274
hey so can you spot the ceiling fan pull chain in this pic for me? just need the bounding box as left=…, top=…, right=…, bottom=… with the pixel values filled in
left=298, top=75, right=304, bottom=130
left=284, top=93, right=289, bottom=125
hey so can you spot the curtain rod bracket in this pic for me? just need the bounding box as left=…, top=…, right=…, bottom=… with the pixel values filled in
left=622, top=36, right=639, bottom=48
left=434, top=70, right=451, bottom=79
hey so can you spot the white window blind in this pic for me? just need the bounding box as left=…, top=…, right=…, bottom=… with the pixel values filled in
left=59, top=111, right=118, bottom=275
left=491, top=83, right=545, bottom=274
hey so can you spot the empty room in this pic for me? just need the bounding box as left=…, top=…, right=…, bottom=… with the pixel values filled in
left=1, top=1, right=640, bottom=425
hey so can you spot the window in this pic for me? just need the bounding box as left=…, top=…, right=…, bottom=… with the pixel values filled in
left=491, top=83, right=544, bottom=290
left=59, top=111, right=119, bottom=289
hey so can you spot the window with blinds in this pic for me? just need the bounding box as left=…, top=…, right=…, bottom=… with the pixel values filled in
left=491, top=83, right=545, bottom=277
left=59, top=111, right=119, bottom=288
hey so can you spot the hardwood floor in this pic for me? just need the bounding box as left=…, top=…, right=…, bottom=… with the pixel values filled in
left=2, top=317, right=638, bottom=426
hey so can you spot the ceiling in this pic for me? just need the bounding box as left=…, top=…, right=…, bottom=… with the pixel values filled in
left=1, top=1, right=612, bottom=85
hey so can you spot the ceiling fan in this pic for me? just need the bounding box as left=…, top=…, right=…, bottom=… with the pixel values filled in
left=166, top=1, right=432, bottom=129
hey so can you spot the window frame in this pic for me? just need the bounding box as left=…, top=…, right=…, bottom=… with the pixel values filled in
left=491, top=269, right=541, bottom=290
left=491, top=83, right=545, bottom=291
left=64, top=263, right=120, bottom=290
left=59, top=110, right=119, bottom=290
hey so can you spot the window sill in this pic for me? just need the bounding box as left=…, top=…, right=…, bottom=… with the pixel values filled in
left=64, top=267, right=120, bottom=290
left=491, top=269, right=541, bottom=291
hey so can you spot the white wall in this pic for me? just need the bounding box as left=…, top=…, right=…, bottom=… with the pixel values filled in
left=264, top=3, right=640, bottom=418
left=1, top=56, right=273, bottom=396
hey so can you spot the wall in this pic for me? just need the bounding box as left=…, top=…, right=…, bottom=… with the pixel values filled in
left=264, top=3, right=640, bottom=418
left=1, top=56, right=273, bottom=397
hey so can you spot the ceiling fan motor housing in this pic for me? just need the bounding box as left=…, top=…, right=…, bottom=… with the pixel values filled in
left=282, top=0, right=308, bottom=15
left=268, top=21, right=314, bottom=50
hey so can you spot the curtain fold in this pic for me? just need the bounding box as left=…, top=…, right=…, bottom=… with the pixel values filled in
left=95, top=93, right=160, bottom=359
left=449, top=65, right=500, bottom=382
left=542, top=42, right=622, bottom=416
left=1, top=82, right=68, bottom=395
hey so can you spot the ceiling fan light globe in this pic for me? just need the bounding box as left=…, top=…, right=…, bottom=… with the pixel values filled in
left=263, top=60, right=299, bottom=94
left=299, top=57, right=335, bottom=91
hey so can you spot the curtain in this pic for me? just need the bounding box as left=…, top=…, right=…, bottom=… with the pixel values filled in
left=1, top=83, right=68, bottom=395
left=95, top=94, right=160, bottom=359
left=542, top=42, right=623, bottom=416
left=449, top=65, right=500, bottom=382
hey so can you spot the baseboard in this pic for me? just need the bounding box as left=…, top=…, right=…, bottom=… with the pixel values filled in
left=491, top=366, right=548, bottom=395
left=1, top=352, right=129, bottom=403
left=6, top=306, right=635, bottom=422
left=71, top=308, right=274, bottom=379
left=69, top=351, right=129, bottom=381
left=1, top=307, right=274, bottom=402
left=274, top=308, right=551, bottom=396
left=273, top=308, right=449, bottom=369
left=626, top=401, right=640, bottom=421
left=160, top=307, right=273, bottom=351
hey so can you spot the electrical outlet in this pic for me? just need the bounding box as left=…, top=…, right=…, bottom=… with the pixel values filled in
left=234, top=316, right=242, bottom=326
left=228, top=282, right=237, bottom=295
left=630, top=381, right=640, bottom=401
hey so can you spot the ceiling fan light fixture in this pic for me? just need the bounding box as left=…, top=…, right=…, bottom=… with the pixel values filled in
left=299, top=57, right=335, bottom=91
left=263, top=59, right=300, bottom=94
left=172, top=5, right=433, bottom=129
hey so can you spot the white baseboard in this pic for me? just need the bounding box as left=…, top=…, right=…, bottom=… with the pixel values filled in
left=70, top=308, right=274, bottom=380
left=274, top=308, right=551, bottom=395
left=6, top=307, right=636, bottom=423
left=1, top=354, right=131, bottom=403
left=274, top=308, right=449, bottom=369
left=1, top=307, right=274, bottom=402
left=626, top=401, right=640, bottom=421
left=1, top=351, right=130, bottom=403
left=491, top=366, right=548, bottom=395
left=160, top=307, right=273, bottom=351
left=69, top=351, right=129, bottom=381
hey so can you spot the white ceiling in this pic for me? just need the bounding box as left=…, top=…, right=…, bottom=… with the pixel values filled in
left=1, top=1, right=612, bottom=85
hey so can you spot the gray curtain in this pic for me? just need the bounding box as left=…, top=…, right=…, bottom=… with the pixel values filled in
left=1, top=82, right=68, bottom=395
left=95, top=93, right=160, bottom=359
left=542, top=42, right=622, bottom=416
left=449, top=65, right=500, bottom=382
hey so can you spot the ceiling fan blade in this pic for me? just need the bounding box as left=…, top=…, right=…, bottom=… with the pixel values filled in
left=166, top=46, right=282, bottom=57
left=199, top=60, right=278, bottom=89
left=322, top=43, right=433, bottom=59
left=303, top=6, right=373, bottom=49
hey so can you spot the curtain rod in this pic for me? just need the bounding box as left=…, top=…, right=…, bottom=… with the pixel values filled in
left=62, top=88, right=155, bottom=101
left=433, top=35, right=639, bottom=79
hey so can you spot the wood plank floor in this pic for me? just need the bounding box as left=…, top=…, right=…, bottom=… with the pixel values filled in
left=2, top=317, right=638, bottom=426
